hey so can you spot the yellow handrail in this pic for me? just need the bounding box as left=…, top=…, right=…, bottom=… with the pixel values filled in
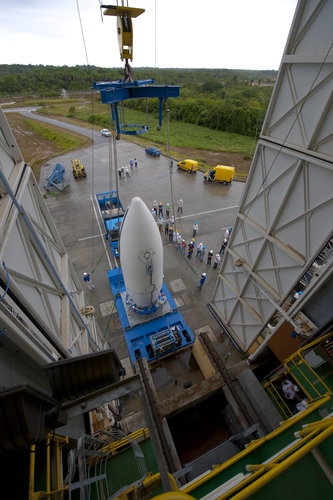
left=182, top=396, right=330, bottom=495
left=230, top=422, right=333, bottom=500
left=100, top=427, right=149, bottom=453
left=29, top=434, right=69, bottom=500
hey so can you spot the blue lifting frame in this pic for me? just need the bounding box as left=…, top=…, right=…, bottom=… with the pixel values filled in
left=93, top=78, right=180, bottom=136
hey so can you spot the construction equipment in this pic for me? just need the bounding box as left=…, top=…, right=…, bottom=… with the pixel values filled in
left=71, top=158, right=87, bottom=179
left=45, top=163, right=67, bottom=191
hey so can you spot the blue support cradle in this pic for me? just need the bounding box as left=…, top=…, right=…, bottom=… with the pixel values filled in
left=93, top=78, right=180, bottom=136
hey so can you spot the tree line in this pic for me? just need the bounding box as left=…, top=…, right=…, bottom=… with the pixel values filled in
left=0, top=64, right=277, bottom=137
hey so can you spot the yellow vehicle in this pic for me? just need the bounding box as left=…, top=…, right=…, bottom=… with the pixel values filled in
left=177, top=159, right=198, bottom=173
left=204, top=165, right=235, bottom=184
left=71, top=158, right=87, bottom=179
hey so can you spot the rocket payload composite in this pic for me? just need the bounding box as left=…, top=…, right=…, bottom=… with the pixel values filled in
left=119, top=196, right=164, bottom=312
left=107, top=195, right=195, bottom=363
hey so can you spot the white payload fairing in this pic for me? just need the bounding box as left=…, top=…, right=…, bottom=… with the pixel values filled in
left=119, top=196, right=163, bottom=311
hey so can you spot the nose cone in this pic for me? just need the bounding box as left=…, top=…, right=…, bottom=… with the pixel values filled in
left=120, top=197, right=163, bottom=308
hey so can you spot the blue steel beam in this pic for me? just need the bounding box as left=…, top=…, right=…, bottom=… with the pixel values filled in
left=97, top=84, right=180, bottom=104
left=92, top=79, right=179, bottom=135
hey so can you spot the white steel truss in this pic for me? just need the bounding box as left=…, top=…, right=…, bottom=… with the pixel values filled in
left=210, top=0, right=333, bottom=352
left=0, top=109, right=101, bottom=363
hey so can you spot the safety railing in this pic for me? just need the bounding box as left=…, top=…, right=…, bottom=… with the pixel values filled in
left=283, top=332, right=332, bottom=401
left=100, top=427, right=149, bottom=454
left=29, top=434, right=69, bottom=500
left=264, top=380, right=294, bottom=419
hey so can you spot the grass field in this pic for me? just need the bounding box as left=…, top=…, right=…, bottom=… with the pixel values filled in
left=5, top=97, right=254, bottom=181
left=25, top=118, right=84, bottom=151
left=38, top=99, right=255, bottom=156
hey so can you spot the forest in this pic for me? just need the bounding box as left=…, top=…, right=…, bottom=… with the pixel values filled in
left=0, top=64, right=277, bottom=138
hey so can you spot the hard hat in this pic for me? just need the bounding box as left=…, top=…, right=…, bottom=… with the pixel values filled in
left=192, top=238, right=195, bottom=241
left=83, top=272, right=88, bottom=276
left=202, top=273, right=206, bottom=276
left=203, top=246, right=205, bottom=249
left=159, top=202, right=162, bottom=205
left=194, top=221, right=197, bottom=224
left=210, top=250, right=213, bottom=252
left=228, top=227, right=232, bottom=231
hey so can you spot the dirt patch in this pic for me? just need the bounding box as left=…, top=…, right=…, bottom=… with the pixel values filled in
left=5, top=112, right=92, bottom=182
left=168, top=145, right=251, bottom=181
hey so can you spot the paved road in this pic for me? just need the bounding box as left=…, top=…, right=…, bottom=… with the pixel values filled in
left=4, top=106, right=107, bottom=145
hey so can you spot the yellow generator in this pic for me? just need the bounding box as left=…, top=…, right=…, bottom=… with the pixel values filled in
left=72, top=159, right=87, bottom=179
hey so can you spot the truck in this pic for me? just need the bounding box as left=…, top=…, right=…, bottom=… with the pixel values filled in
left=96, top=191, right=125, bottom=258
left=204, top=165, right=235, bottom=184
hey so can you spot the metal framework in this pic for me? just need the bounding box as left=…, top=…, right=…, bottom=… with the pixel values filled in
left=210, top=0, right=333, bottom=352
left=0, top=108, right=101, bottom=364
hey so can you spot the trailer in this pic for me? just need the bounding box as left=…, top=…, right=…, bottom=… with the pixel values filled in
left=96, top=191, right=125, bottom=258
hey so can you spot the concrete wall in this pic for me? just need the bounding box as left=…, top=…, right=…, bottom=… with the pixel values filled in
left=192, top=336, right=217, bottom=379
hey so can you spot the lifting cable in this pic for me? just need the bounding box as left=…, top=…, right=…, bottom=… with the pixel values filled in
left=166, top=100, right=177, bottom=234
left=75, top=0, right=96, bottom=281
left=103, top=103, right=122, bottom=344
left=75, top=0, right=104, bottom=350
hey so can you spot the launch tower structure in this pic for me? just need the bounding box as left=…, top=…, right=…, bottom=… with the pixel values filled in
left=210, top=0, right=333, bottom=356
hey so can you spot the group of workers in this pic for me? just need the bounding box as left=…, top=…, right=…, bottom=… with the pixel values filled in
left=118, top=158, right=138, bottom=179
left=151, top=199, right=183, bottom=220
left=153, top=204, right=233, bottom=291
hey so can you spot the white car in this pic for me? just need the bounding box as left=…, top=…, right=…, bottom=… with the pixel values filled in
left=101, top=128, right=111, bottom=137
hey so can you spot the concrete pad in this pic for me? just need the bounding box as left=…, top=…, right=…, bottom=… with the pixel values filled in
left=169, top=278, right=186, bottom=293
left=99, top=299, right=115, bottom=317
left=174, top=296, right=185, bottom=308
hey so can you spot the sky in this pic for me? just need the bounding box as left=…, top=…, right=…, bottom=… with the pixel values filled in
left=0, top=0, right=298, bottom=70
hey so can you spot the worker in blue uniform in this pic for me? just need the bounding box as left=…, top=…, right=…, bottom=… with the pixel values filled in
left=198, top=273, right=207, bottom=291
left=83, top=272, right=95, bottom=290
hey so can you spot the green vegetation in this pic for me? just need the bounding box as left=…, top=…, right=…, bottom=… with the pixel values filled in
left=0, top=64, right=275, bottom=140
left=37, top=100, right=253, bottom=155
left=0, top=65, right=277, bottom=94
left=25, top=119, right=83, bottom=150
